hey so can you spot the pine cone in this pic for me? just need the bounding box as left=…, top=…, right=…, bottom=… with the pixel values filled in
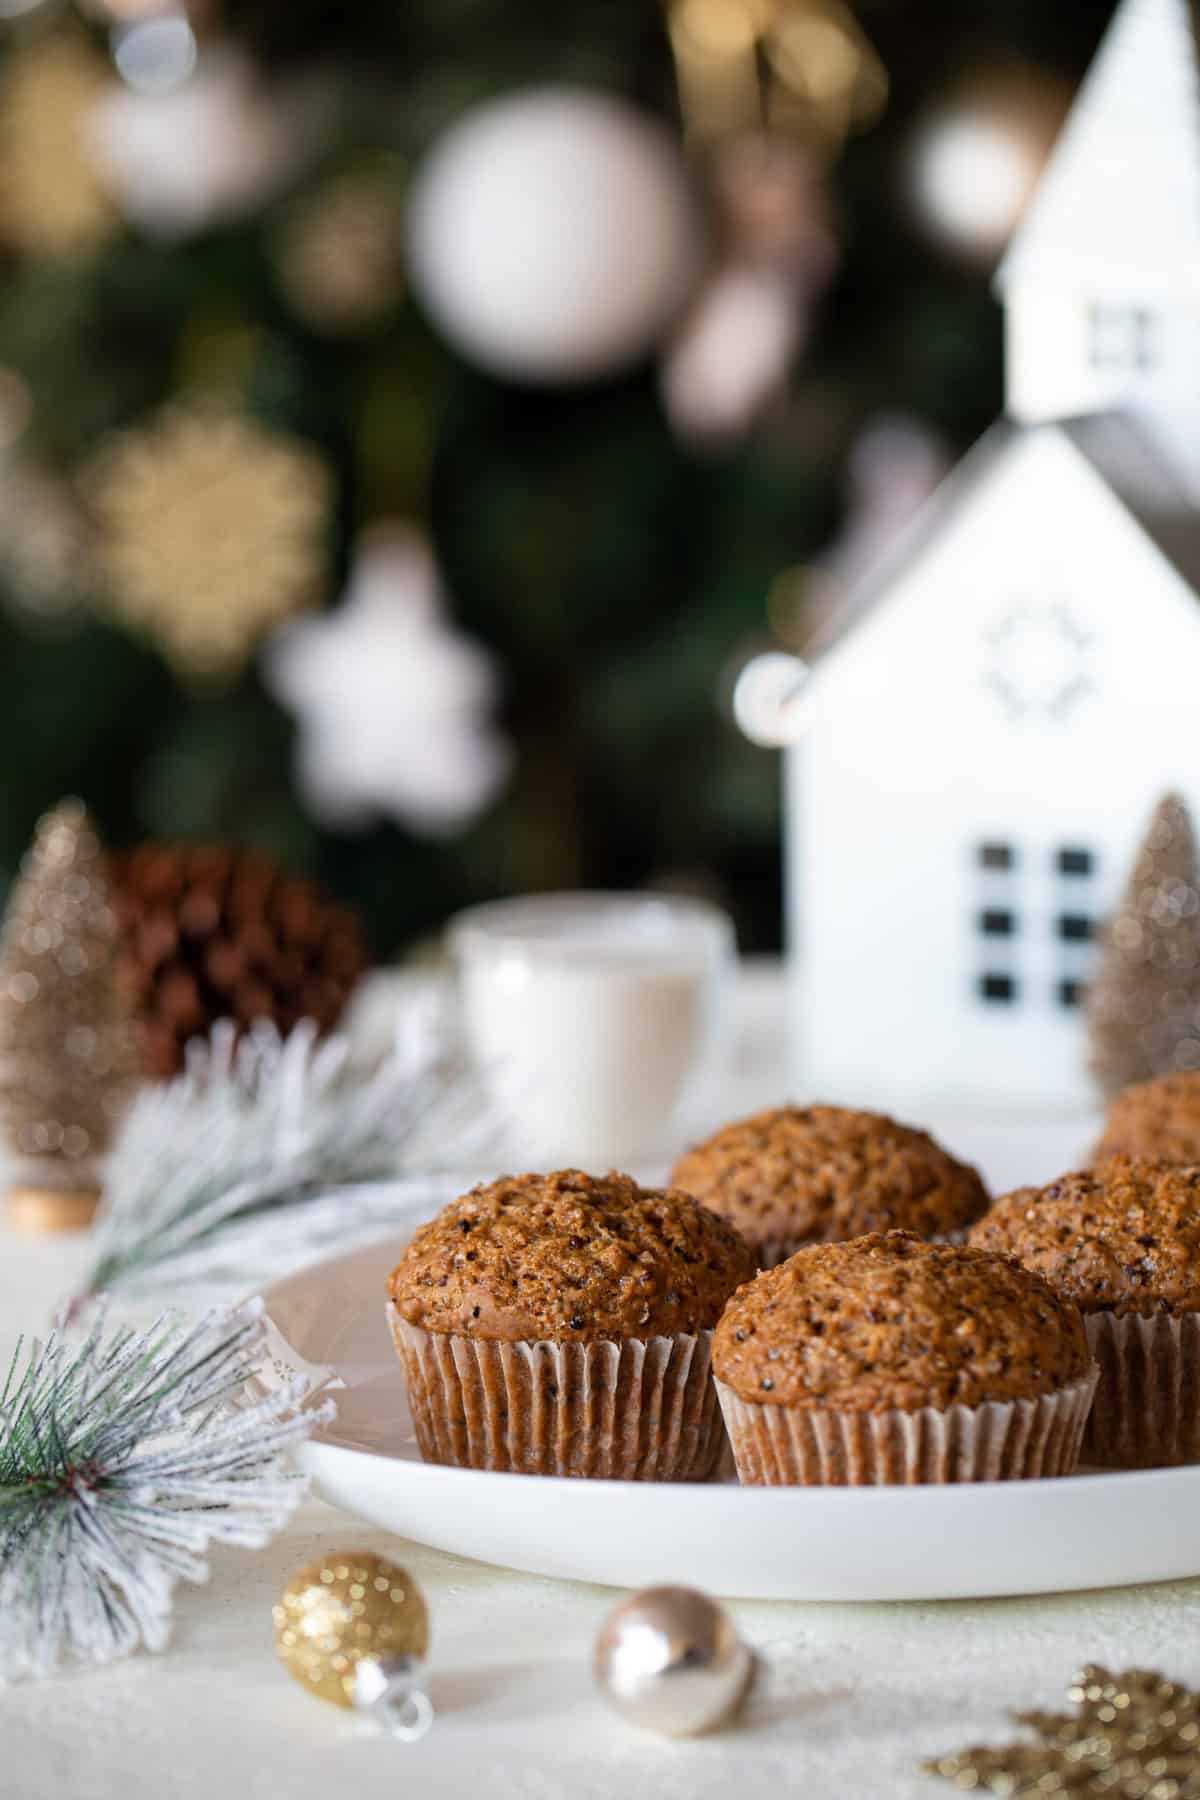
left=109, top=842, right=369, bottom=1078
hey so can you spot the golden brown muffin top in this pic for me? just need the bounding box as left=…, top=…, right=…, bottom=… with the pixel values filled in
left=970, top=1157, right=1200, bottom=1316
left=671, top=1105, right=989, bottom=1251
left=388, top=1169, right=755, bottom=1342
left=712, top=1231, right=1091, bottom=1410
left=1095, top=1073, right=1200, bottom=1164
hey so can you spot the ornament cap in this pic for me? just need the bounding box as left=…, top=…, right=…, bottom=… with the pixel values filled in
left=352, top=1653, right=434, bottom=1741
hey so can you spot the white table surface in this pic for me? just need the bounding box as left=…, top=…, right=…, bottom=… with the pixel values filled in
left=6, top=961, right=1200, bottom=1800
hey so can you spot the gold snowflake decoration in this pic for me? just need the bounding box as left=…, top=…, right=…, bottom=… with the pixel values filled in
left=925, top=1664, right=1200, bottom=1796
left=0, top=35, right=119, bottom=257
left=85, top=406, right=333, bottom=678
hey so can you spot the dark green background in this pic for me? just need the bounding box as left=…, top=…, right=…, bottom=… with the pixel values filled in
left=0, top=1, right=1116, bottom=957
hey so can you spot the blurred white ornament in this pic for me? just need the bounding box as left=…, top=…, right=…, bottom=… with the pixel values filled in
left=264, top=526, right=511, bottom=838
left=740, top=413, right=948, bottom=737
left=800, top=413, right=949, bottom=654
left=663, top=134, right=837, bottom=445
left=111, top=10, right=197, bottom=96
left=732, top=649, right=811, bottom=747
left=407, top=87, right=703, bottom=383
left=90, top=42, right=333, bottom=237
left=908, top=77, right=1065, bottom=262
left=662, top=265, right=799, bottom=441
left=912, top=114, right=1031, bottom=257
left=829, top=414, right=950, bottom=591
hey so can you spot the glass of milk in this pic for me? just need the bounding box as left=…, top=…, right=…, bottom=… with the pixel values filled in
left=450, top=892, right=735, bottom=1167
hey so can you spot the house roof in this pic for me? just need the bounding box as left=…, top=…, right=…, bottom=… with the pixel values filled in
left=997, top=0, right=1200, bottom=296
left=807, top=411, right=1200, bottom=667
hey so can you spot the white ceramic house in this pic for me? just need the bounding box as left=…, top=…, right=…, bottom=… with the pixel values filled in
left=786, top=0, right=1200, bottom=1111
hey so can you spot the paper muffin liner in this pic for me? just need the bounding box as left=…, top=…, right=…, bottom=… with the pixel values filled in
left=1084, top=1311, right=1200, bottom=1468
left=388, top=1306, right=726, bottom=1480
left=714, top=1368, right=1098, bottom=1485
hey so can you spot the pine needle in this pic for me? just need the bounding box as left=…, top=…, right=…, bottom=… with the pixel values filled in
left=0, top=1300, right=334, bottom=1679
left=78, top=1011, right=497, bottom=1303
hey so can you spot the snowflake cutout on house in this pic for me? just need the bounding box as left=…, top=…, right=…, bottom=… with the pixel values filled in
left=983, top=601, right=1093, bottom=722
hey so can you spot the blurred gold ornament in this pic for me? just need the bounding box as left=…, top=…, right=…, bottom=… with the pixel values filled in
left=274, top=1552, right=433, bottom=1739
left=0, top=35, right=119, bottom=256
left=925, top=1663, right=1200, bottom=1795
left=711, top=131, right=837, bottom=277
left=278, top=166, right=405, bottom=334
left=669, top=0, right=886, bottom=148
left=85, top=406, right=333, bottom=678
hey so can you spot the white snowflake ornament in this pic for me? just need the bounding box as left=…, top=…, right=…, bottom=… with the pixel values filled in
left=90, top=43, right=333, bottom=238
left=264, top=525, right=511, bottom=836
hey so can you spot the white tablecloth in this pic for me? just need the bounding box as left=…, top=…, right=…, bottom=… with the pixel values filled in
left=5, top=963, right=1200, bottom=1800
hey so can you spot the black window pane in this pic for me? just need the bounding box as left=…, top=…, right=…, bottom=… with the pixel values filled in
left=1058, top=914, right=1093, bottom=942
left=979, top=973, right=1017, bottom=1003
left=979, top=843, right=1014, bottom=871
left=1059, top=979, right=1084, bottom=1009
left=1058, top=847, right=1093, bottom=876
left=979, top=909, right=1015, bottom=937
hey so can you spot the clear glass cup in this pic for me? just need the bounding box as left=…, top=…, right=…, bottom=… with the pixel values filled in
left=449, top=892, right=735, bottom=1167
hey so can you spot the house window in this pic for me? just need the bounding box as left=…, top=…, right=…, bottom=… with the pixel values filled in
left=1088, top=304, right=1153, bottom=371
left=974, top=843, right=1019, bottom=1007
left=980, top=973, right=1017, bottom=1004
left=1053, top=844, right=1097, bottom=1010
left=979, top=908, right=1015, bottom=937
left=971, top=840, right=1100, bottom=1014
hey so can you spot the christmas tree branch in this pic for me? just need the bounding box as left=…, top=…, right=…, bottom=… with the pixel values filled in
left=77, top=1010, right=498, bottom=1304
left=0, top=1300, right=334, bottom=1679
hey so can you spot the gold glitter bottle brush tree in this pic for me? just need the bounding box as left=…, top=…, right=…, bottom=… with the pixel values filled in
left=1087, top=790, right=1200, bottom=1098
left=0, top=799, right=140, bottom=1234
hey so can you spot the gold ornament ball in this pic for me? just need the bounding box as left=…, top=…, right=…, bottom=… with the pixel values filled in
left=0, top=36, right=119, bottom=258
left=278, top=167, right=406, bottom=334
left=273, top=1553, right=429, bottom=1709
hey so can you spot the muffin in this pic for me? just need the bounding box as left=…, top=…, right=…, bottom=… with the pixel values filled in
left=712, top=1232, right=1096, bottom=1485
left=671, top=1105, right=990, bottom=1268
left=387, top=1168, right=755, bottom=1480
left=971, top=1158, right=1200, bottom=1467
left=1094, top=1072, right=1200, bottom=1164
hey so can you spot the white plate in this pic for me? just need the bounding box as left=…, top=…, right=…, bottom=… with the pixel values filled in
left=265, top=1229, right=1200, bottom=1603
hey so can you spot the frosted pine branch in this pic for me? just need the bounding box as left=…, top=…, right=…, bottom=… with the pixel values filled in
left=0, top=1300, right=334, bottom=1679
left=80, top=1011, right=496, bottom=1301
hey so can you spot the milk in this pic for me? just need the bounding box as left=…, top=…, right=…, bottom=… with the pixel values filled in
left=452, top=895, right=733, bottom=1166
